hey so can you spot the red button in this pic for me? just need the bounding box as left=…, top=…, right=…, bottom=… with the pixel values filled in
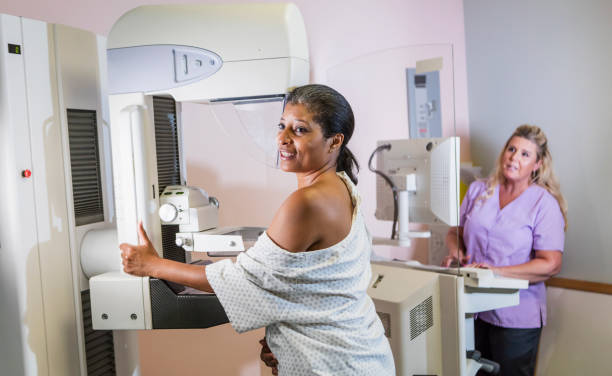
left=22, top=169, right=31, bottom=178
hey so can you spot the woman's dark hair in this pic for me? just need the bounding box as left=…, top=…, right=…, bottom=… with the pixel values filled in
left=284, top=84, right=360, bottom=184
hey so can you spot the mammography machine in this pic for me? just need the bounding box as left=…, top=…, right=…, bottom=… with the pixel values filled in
left=88, top=2, right=308, bottom=374
left=88, top=1, right=308, bottom=329
left=1, top=3, right=308, bottom=375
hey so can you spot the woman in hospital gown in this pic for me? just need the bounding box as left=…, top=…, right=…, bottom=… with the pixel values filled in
left=120, top=84, right=395, bottom=376
left=443, top=125, right=567, bottom=376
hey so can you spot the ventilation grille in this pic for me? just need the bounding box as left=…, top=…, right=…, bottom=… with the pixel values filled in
left=161, top=224, right=184, bottom=262
left=67, top=109, right=104, bottom=226
left=81, top=290, right=116, bottom=376
left=410, top=296, right=434, bottom=340
left=153, top=96, right=181, bottom=194
left=153, top=96, right=185, bottom=263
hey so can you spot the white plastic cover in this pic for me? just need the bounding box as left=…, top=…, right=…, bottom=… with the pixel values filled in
left=80, top=228, right=120, bottom=278
left=210, top=99, right=284, bottom=168
left=430, top=137, right=460, bottom=226
left=107, top=45, right=222, bottom=94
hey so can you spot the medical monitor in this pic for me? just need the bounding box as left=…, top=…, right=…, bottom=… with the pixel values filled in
left=375, top=137, right=460, bottom=226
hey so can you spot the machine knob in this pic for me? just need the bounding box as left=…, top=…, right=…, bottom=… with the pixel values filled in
left=209, top=196, right=219, bottom=208
left=175, top=237, right=192, bottom=247
left=159, top=203, right=178, bottom=222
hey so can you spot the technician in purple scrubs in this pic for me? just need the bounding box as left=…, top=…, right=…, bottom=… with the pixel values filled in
left=443, top=125, right=567, bottom=376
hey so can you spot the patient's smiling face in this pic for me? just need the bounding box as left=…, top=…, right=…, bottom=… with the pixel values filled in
left=276, top=103, right=334, bottom=174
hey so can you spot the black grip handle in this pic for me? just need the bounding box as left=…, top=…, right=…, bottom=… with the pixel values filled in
left=466, top=350, right=481, bottom=361
left=478, top=357, right=500, bottom=375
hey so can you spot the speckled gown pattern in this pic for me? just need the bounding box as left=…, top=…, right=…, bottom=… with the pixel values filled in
left=206, top=172, right=395, bottom=375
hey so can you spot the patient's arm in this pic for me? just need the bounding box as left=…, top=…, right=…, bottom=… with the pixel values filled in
left=120, top=222, right=214, bottom=293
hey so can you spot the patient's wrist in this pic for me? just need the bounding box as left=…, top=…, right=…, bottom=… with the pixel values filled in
left=148, top=257, right=165, bottom=279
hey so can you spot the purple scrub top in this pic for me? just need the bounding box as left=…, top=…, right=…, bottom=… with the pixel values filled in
left=460, top=180, right=565, bottom=328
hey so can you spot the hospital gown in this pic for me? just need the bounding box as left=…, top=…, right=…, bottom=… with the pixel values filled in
left=206, top=172, right=395, bottom=376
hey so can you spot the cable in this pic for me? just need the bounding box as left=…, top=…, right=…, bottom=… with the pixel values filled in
left=368, top=144, right=399, bottom=239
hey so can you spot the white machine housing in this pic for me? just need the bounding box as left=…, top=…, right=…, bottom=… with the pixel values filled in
left=107, top=3, right=309, bottom=101
left=368, top=261, right=528, bottom=376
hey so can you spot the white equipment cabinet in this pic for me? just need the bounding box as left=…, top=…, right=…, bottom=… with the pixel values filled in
left=0, top=14, right=112, bottom=376
left=368, top=261, right=528, bottom=376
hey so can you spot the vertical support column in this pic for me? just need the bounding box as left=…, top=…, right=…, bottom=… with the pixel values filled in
left=439, top=274, right=467, bottom=376
left=398, top=190, right=411, bottom=247
left=109, top=93, right=162, bottom=252
left=106, top=93, right=162, bottom=374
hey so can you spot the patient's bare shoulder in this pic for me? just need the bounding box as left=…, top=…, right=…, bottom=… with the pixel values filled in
left=267, top=188, right=324, bottom=253
left=267, top=179, right=352, bottom=253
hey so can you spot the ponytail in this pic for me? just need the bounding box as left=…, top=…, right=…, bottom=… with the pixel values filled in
left=337, top=146, right=360, bottom=185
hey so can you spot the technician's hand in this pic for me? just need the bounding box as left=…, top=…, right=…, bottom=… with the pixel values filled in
left=442, top=253, right=470, bottom=267
left=465, top=262, right=499, bottom=274
left=259, top=338, right=278, bottom=375
left=119, top=222, right=161, bottom=277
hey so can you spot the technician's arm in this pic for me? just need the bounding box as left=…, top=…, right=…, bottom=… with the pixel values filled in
left=485, top=250, right=562, bottom=283
left=120, top=222, right=214, bottom=293
left=442, top=226, right=470, bottom=267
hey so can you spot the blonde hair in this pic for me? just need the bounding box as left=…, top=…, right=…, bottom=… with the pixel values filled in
left=482, top=124, right=568, bottom=231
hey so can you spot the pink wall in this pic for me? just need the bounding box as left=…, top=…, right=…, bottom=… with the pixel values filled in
left=1, top=0, right=470, bottom=374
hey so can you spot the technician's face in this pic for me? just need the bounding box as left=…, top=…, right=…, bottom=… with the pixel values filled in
left=276, top=103, right=332, bottom=173
left=502, top=136, right=541, bottom=184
